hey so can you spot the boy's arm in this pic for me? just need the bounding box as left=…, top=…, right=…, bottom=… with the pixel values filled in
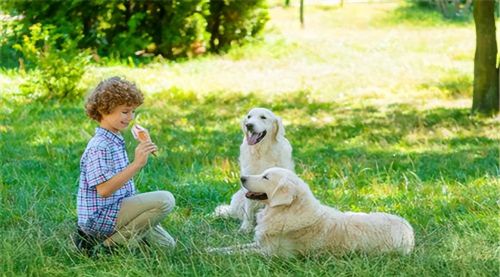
left=96, top=141, right=157, bottom=198
left=95, top=162, right=141, bottom=198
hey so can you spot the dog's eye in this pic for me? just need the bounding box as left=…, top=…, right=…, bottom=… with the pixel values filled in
left=247, top=115, right=251, bottom=119
left=263, top=175, right=269, bottom=180
left=260, top=116, right=267, bottom=120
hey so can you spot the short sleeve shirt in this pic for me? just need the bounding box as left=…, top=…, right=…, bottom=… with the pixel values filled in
left=77, top=127, right=136, bottom=237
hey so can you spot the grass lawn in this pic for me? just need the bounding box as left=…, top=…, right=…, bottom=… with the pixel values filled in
left=0, top=1, right=499, bottom=276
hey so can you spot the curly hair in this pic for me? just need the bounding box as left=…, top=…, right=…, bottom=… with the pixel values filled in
left=85, top=77, right=144, bottom=122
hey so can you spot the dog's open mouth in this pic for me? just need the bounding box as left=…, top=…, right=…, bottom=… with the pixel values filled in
left=246, top=130, right=267, bottom=145
left=245, top=191, right=268, bottom=200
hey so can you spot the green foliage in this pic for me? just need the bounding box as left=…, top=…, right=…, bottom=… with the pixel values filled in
left=0, top=16, right=27, bottom=69
left=13, top=23, right=90, bottom=100
left=97, top=0, right=210, bottom=58
left=207, top=0, right=269, bottom=53
left=405, top=0, right=474, bottom=20
left=0, top=0, right=268, bottom=60
left=0, top=0, right=97, bottom=48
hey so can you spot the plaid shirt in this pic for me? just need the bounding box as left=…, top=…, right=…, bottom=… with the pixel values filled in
left=77, top=127, right=136, bottom=237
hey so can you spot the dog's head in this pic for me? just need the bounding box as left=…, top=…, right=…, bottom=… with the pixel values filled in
left=241, top=108, right=285, bottom=146
left=241, top=167, right=307, bottom=207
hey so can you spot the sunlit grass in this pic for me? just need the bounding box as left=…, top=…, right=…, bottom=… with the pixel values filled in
left=1, top=1, right=499, bottom=276
left=1, top=88, right=498, bottom=275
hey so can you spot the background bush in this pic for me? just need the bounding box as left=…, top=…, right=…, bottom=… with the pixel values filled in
left=14, top=23, right=90, bottom=100
left=0, top=16, right=24, bottom=69
left=0, top=0, right=269, bottom=60
left=207, top=0, right=269, bottom=53
left=407, top=0, right=500, bottom=19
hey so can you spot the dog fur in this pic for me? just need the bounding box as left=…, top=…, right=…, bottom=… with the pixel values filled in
left=210, top=167, right=415, bottom=256
left=214, top=108, right=295, bottom=233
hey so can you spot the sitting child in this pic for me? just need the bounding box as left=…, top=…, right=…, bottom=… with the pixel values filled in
left=74, top=76, right=175, bottom=254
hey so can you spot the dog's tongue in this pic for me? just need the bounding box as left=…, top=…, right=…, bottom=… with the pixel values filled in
left=247, top=132, right=260, bottom=145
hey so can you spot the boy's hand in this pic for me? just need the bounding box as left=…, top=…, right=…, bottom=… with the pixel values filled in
left=132, top=141, right=158, bottom=168
left=132, top=124, right=157, bottom=156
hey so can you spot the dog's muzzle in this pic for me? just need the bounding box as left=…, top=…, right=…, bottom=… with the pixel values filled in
left=245, top=191, right=268, bottom=200
left=246, top=130, right=267, bottom=145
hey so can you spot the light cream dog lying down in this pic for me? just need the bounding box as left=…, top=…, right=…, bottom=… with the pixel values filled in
left=209, top=167, right=415, bottom=256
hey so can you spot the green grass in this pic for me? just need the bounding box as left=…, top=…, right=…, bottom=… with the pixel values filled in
left=0, top=2, right=499, bottom=276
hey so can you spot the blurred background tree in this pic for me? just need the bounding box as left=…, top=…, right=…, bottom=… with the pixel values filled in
left=0, top=0, right=268, bottom=60
left=207, top=0, right=269, bottom=53
left=472, top=0, right=499, bottom=115
left=1, top=0, right=498, bottom=114
left=409, top=0, right=500, bottom=18
left=13, top=23, right=90, bottom=100
left=434, top=0, right=473, bottom=18
left=0, top=0, right=268, bottom=101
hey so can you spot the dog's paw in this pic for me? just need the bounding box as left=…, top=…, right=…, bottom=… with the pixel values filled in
left=212, top=205, right=233, bottom=218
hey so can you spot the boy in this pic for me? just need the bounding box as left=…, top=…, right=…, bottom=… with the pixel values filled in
left=74, top=76, right=175, bottom=253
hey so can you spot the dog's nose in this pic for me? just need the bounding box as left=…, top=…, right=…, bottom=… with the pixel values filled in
left=245, top=123, right=254, bottom=131
left=240, top=177, right=247, bottom=183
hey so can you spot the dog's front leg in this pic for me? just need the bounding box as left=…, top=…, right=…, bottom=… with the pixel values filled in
left=239, top=200, right=257, bottom=233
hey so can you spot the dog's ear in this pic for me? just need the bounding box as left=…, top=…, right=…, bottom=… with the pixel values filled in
left=269, top=177, right=294, bottom=207
left=273, top=116, right=285, bottom=140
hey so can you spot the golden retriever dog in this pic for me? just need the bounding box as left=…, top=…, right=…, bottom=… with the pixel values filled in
left=214, top=108, right=295, bottom=233
left=210, top=167, right=414, bottom=256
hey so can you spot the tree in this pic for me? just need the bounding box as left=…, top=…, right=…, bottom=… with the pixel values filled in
left=207, top=0, right=268, bottom=53
left=434, top=0, right=473, bottom=18
left=300, top=0, right=304, bottom=28
left=1, top=0, right=268, bottom=59
left=472, top=0, right=499, bottom=115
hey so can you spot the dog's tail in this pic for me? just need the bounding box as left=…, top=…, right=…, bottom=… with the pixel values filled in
left=213, top=204, right=234, bottom=218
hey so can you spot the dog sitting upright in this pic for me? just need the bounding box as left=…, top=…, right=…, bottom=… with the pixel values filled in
left=214, top=108, right=295, bottom=233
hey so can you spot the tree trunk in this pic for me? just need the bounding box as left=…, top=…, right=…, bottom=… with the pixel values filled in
left=436, top=0, right=450, bottom=18
left=472, top=0, right=499, bottom=115
left=209, top=0, right=224, bottom=53
left=300, top=0, right=304, bottom=28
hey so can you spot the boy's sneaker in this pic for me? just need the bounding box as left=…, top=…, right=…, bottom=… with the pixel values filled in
left=72, top=228, right=98, bottom=255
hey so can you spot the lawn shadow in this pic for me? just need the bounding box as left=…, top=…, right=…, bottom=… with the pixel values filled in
left=376, top=2, right=472, bottom=27
left=1, top=91, right=497, bottom=232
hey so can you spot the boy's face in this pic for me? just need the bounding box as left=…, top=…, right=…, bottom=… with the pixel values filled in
left=100, top=104, right=137, bottom=133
